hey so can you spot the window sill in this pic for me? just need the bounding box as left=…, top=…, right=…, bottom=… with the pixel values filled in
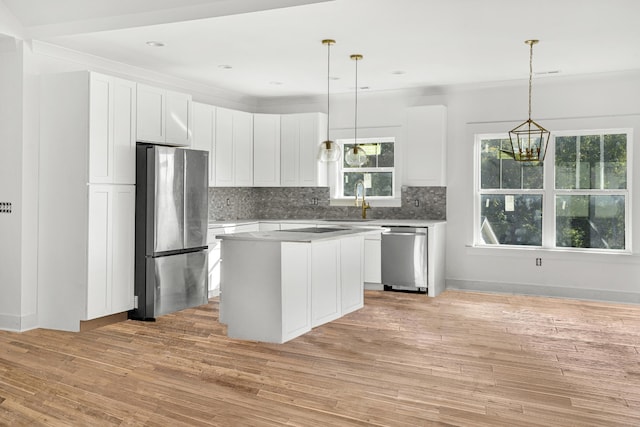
left=330, top=198, right=401, bottom=208
left=466, top=244, right=638, bottom=264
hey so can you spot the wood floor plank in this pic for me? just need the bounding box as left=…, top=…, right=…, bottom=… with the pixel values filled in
left=1, top=290, right=640, bottom=425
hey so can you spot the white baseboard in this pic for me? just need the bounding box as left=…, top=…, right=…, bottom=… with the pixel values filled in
left=0, top=312, right=39, bottom=332
left=446, top=279, right=640, bottom=305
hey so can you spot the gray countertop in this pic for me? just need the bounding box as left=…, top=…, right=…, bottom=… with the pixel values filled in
left=209, top=218, right=446, bottom=228
left=216, top=227, right=378, bottom=243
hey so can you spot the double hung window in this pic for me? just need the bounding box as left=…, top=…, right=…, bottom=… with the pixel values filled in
left=476, top=130, right=630, bottom=251
left=337, top=137, right=395, bottom=199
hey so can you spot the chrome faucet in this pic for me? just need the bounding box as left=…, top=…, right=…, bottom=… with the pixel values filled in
left=354, top=180, right=371, bottom=219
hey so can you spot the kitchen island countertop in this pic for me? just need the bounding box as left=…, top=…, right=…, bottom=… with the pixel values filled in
left=216, top=227, right=378, bottom=243
left=209, top=218, right=445, bottom=228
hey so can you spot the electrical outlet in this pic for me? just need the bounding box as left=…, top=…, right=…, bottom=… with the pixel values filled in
left=0, top=202, right=12, bottom=213
left=225, top=198, right=231, bottom=206
left=414, top=199, right=420, bottom=207
left=535, top=257, right=542, bottom=266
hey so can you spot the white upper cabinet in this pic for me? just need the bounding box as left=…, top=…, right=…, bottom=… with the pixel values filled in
left=280, top=112, right=327, bottom=187
left=136, top=83, right=192, bottom=146
left=233, top=110, right=254, bottom=186
left=404, top=105, right=447, bottom=186
left=214, top=107, right=254, bottom=187
left=191, top=102, right=216, bottom=187
left=41, top=71, right=136, bottom=185
left=165, top=90, right=192, bottom=146
left=253, top=113, right=281, bottom=187
left=89, top=73, right=137, bottom=184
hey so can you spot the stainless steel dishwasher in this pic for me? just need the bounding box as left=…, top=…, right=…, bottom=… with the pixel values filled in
left=381, top=226, right=428, bottom=293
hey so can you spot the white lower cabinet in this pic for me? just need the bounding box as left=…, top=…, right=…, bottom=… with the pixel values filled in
left=340, top=236, right=364, bottom=314
left=220, top=234, right=365, bottom=343
left=207, top=227, right=225, bottom=299
left=208, top=223, right=259, bottom=300
left=281, top=243, right=312, bottom=340
left=364, top=231, right=382, bottom=284
left=87, top=185, right=135, bottom=319
left=311, top=240, right=341, bottom=327
left=310, top=236, right=364, bottom=327
left=38, top=184, right=135, bottom=331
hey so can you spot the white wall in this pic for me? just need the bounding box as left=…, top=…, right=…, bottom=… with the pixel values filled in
left=262, top=71, right=640, bottom=303
left=444, top=72, right=640, bottom=302
left=0, top=37, right=25, bottom=330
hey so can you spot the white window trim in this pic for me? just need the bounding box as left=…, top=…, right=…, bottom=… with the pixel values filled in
left=474, top=128, right=632, bottom=253
left=333, top=136, right=397, bottom=204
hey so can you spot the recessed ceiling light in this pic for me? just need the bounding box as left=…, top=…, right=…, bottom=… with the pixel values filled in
left=535, top=70, right=561, bottom=75
left=145, top=41, right=165, bottom=47
left=329, top=76, right=340, bottom=81
left=218, top=64, right=233, bottom=70
left=269, top=81, right=283, bottom=86
left=391, top=70, right=406, bottom=75
left=359, top=86, right=370, bottom=90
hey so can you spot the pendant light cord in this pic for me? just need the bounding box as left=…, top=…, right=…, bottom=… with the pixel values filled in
left=354, top=56, right=358, bottom=144
left=528, top=41, right=533, bottom=121
left=326, top=41, right=331, bottom=142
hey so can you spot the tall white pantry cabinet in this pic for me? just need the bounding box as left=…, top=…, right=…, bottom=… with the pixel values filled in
left=39, top=71, right=136, bottom=331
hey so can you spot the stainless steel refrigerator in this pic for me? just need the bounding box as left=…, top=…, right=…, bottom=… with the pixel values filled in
left=130, top=144, right=209, bottom=320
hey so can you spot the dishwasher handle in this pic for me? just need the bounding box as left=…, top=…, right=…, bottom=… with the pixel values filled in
left=383, top=227, right=427, bottom=235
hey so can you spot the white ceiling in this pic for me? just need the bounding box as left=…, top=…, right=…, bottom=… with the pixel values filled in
left=4, top=0, right=640, bottom=98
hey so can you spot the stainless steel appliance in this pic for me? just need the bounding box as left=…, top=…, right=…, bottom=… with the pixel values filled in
left=381, top=226, right=428, bottom=293
left=130, top=144, right=209, bottom=320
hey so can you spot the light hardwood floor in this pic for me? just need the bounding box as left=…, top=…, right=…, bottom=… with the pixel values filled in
left=1, top=290, right=640, bottom=426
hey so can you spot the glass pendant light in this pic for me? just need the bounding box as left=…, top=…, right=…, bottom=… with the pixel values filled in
left=344, top=54, right=368, bottom=167
left=318, top=39, right=341, bottom=162
left=506, top=39, right=550, bottom=162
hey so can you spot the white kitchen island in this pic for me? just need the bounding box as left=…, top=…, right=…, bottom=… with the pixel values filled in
left=217, top=227, right=371, bottom=343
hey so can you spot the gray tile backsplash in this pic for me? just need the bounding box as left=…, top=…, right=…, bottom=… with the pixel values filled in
left=209, top=186, right=446, bottom=221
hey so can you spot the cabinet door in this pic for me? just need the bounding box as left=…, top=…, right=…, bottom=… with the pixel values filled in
left=113, top=78, right=136, bottom=184
left=87, top=185, right=135, bottom=319
left=207, top=227, right=224, bottom=298
left=87, top=186, right=112, bottom=320
left=340, top=236, right=364, bottom=314
left=404, top=105, right=447, bottom=186
left=165, top=90, right=192, bottom=146
left=111, top=185, right=135, bottom=313
left=298, top=113, right=324, bottom=186
left=253, top=113, right=281, bottom=186
left=364, top=235, right=382, bottom=284
left=281, top=243, right=312, bottom=340
left=233, top=110, right=254, bottom=186
left=215, top=107, right=234, bottom=186
left=89, top=74, right=113, bottom=184
left=280, top=114, right=299, bottom=186
left=136, top=84, right=165, bottom=143
left=192, top=102, right=216, bottom=187
left=311, top=240, right=341, bottom=327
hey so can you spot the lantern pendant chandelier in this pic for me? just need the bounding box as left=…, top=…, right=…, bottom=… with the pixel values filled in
left=506, top=39, right=550, bottom=162
left=318, top=39, right=341, bottom=162
left=344, top=53, right=368, bottom=167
